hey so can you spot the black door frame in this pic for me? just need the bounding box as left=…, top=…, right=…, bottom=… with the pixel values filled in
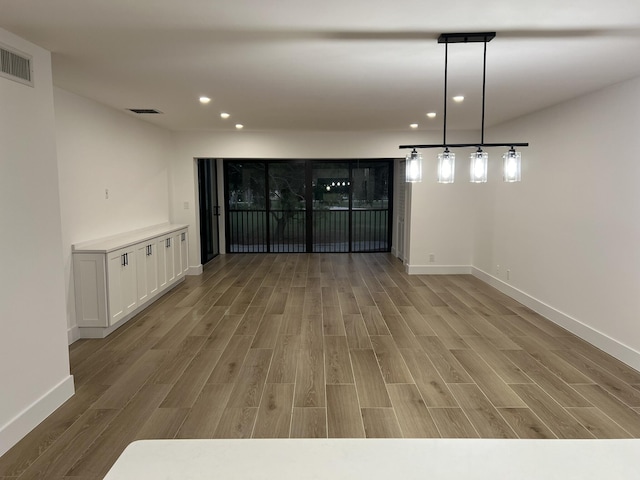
left=197, top=158, right=220, bottom=264
left=223, top=159, right=394, bottom=253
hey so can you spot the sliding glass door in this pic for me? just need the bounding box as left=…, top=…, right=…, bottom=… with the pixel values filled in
left=224, top=159, right=392, bottom=253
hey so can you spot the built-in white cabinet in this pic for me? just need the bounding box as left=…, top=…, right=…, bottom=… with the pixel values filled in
left=72, top=224, right=188, bottom=338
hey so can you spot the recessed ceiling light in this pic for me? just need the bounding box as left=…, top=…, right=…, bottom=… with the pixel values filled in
left=199, top=96, right=211, bottom=104
left=426, top=112, right=437, bottom=118
left=453, top=95, right=464, bottom=102
left=220, top=112, right=230, bottom=119
left=410, top=123, right=418, bottom=129
left=235, top=124, right=244, bottom=129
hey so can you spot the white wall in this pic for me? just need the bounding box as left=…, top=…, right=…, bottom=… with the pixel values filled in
left=0, top=29, right=73, bottom=456
left=169, top=130, right=476, bottom=272
left=54, top=88, right=173, bottom=340
left=475, top=76, right=640, bottom=369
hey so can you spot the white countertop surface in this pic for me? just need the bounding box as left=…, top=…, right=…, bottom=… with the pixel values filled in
left=103, top=438, right=640, bottom=480
left=72, top=224, right=188, bottom=253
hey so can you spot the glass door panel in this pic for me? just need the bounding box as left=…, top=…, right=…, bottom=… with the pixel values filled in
left=268, top=161, right=307, bottom=252
left=312, top=162, right=350, bottom=252
left=226, top=161, right=267, bottom=253
left=351, top=161, right=391, bottom=252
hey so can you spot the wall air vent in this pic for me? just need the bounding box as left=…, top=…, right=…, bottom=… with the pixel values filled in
left=127, top=108, right=163, bottom=114
left=0, top=42, right=33, bottom=87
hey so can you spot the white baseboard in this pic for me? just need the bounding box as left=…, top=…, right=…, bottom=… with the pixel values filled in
left=405, top=264, right=473, bottom=275
left=67, top=325, right=80, bottom=345
left=472, top=267, right=640, bottom=372
left=188, top=264, right=203, bottom=276
left=0, top=375, right=75, bottom=457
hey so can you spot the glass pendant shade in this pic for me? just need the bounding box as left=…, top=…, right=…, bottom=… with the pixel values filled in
left=437, top=149, right=455, bottom=183
left=405, top=149, right=423, bottom=183
left=503, top=148, right=522, bottom=182
left=470, top=149, right=488, bottom=183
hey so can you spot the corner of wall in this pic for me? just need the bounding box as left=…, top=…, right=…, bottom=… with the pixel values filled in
left=0, top=375, right=75, bottom=457
left=188, top=264, right=203, bottom=276
left=67, top=325, right=80, bottom=345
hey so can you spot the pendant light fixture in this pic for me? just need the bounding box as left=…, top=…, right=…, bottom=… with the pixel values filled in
left=503, top=147, right=521, bottom=182
left=405, top=149, right=423, bottom=182
left=437, top=148, right=455, bottom=183
left=400, top=32, right=528, bottom=183
left=470, top=148, right=488, bottom=183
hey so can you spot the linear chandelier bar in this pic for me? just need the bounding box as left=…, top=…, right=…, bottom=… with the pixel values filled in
left=400, top=142, right=529, bottom=149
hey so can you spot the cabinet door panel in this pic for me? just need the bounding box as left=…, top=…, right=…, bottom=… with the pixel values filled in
left=165, top=236, right=175, bottom=283
left=146, top=243, right=159, bottom=297
left=174, top=232, right=183, bottom=280
left=121, top=247, right=138, bottom=313
left=136, top=243, right=149, bottom=304
left=107, top=251, right=126, bottom=325
left=180, top=230, right=189, bottom=275
left=157, top=237, right=168, bottom=291
left=73, top=254, right=108, bottom=327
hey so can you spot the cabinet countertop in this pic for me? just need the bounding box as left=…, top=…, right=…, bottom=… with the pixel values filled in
left=72, top=224, right=188, bottom=254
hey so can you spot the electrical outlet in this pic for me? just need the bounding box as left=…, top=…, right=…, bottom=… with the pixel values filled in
left=496, top=265, right=500, bottom=274
left=105, top=188, right=109, bottom=200
left=506, top=269, right=511, bottom=280
left=429, top=253, right=435, bottom=263
left=183, top=201, right=189, bottom=210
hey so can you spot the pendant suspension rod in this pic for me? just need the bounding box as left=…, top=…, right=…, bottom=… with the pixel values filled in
left=443, top=39, right=448, bottom=145
left=481, top=37, right=487, bottom=144
left=398, top=33, right=529, bottom=155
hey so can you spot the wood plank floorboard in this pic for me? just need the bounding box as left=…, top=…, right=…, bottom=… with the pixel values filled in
left=361, top=408, right=403, bottom=438
left=290, top=408, right=327, bottom=438
left=252, top=384, right=295, bottom=438
left=497, top=407, right=557, bottom=439
left=326, top=384, right=366, bottom=438
left=4, top=253, right=640, bottom=478
left=448, top=383, right=518, bottom=438
left=429, top=407, right=479, bottom=438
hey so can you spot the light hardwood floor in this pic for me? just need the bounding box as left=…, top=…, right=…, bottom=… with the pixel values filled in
left=2, top=253, right=640, bottom=479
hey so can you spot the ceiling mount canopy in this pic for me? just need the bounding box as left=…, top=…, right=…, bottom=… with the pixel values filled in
left=402, top=32, right=528, bottom=183
left=437, top=32, right=496, bottom=44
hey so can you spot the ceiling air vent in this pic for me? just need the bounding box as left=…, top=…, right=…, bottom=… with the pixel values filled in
left=0, top=43, right=33, bottom=87
left=128, top=108, right=163, bottom=114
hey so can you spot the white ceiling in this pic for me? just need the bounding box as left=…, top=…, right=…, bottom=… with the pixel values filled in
left=1, top=0, right=640, bottom=132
